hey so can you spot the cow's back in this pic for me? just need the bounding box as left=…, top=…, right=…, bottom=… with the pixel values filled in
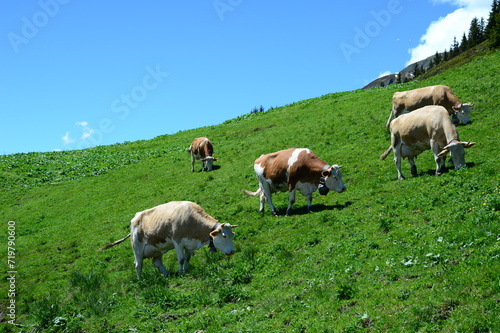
left=134, top=201, right=215, bottom=245
left=190, top=137, right=210, bottom=155
left=395, top=85, right=458, bottom=112
left=255, top=149, right=295, bottom=183
left=391, top=105, right=451, bottom=143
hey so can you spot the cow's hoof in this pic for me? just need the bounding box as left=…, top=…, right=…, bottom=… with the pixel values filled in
left=411, top=166, right=418, bottom=177
left=272, top=211, right=279, bottom=217
left=398, top=176, right=405, bottom=180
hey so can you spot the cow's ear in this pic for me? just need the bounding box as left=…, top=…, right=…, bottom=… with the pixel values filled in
left=213, top=157, right=218, bottom=161
left=210, top=230, right=220, bottom=238
left=230, top=224, right=239, bottom=228
left=462, top=141, right=476, bottom=148
left=438, top=148, right=449, bottom=157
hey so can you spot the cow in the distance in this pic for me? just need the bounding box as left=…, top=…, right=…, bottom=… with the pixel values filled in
left=98, top=201, right=238, bottom=279
left=380, top=105, right=475, bottom=180
left=386, top=85, right=473, bottom=129
left=243, top=148, right=346, bottom=216
left=188, top=137, right=217, bottom=172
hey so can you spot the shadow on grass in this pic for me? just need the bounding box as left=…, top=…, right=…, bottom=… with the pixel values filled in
left=421, top=162, right=476, bottom=177
left=276, top=201, right=353, bottom=216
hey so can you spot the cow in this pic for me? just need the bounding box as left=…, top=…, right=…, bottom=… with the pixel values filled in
left=380, top=105, right=476, bottom=180
left=385, top=85, right=473, bottom=129
left=243, top=148, right=346, bottom=216
left=98, top=201, right=238, bottom=279
left=188, top=137, right=217, bottom=172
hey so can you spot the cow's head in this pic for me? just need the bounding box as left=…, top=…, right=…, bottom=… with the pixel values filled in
left=210, top=223, right=238, bottom=255
left=438, top=141, right=476, bottom=169
left=452, top=103, right=473, bottom=124
left=201, top=156, right=217, bottom=171
left=321, top=165, right=347, bottom=194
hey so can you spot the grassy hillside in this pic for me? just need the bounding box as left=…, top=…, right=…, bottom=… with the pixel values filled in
left=1, top=50, right=499, bottom=332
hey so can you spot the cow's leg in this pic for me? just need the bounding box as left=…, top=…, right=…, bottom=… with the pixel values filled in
left=133, top=254, right=143, bottom=280
left=152, top=255, right=169, bottom=276
left=306, top=194, right=313, bottom=213
left=431, top=141, right=446, bottom=175
left=286, top=189, right=297, bottom=216
left=260, top=182, right=278, bottom=215
left=183, top=251, right=193, bottom=272
left=393, top=140, right=405, bottom=180
left=131, top=235, right=144, bottom=279
left=173, top=242, right=187, bottom=273
left=435, top=155, right=446, bottom=175
left=408, top=157, right=418, bottom=177
left=191, top=153, right=195, bottom=172
left=259, top=191, right=266, bottom=213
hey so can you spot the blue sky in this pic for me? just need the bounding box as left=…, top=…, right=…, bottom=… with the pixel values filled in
left=0, top=0, right=491, bottom=155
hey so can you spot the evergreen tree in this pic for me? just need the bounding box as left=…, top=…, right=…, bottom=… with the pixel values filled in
left=468, top=17, right=484, bottom=47
left=432, top=51, right=442, bottom=66
left=460, top=32, right=468, bottom=52
left=486, top=0, right=499, bottom=37
left=480, top=17, right=487, bottom=41
left=443, top=49, right=449, bottom=61
left=412, top=63, right=421, bottom=78
left=489, top=3, right=500, bottom=47
left=450, top=36, right=460, bottom=57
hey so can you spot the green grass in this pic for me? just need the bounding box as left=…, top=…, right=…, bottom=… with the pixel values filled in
left=1, top=50, right=499, bottom=332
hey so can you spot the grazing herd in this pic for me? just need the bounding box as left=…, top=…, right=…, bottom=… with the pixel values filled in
left=99, top=84, right=476, bottom=278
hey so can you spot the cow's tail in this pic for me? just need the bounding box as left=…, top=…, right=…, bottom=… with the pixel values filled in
left=380, top=146, right=393, bottom=160
left=98, top=233, right=131, bottom=251
left=385, top=109, right=394, bottom=130
left=242, top=188, right=262, bottom=197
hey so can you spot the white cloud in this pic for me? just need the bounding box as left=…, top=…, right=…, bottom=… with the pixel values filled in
left=62, top=132, right=75, bottom=145
left=76, top=121, right=94, bottom=140
left=407, top=0, right=490, bottom=65
left=378, top=70, right=392, bottom=78
left=76, top=121, right=88, bottom=127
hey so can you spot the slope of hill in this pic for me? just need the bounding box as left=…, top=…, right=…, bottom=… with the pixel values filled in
left=362, top=43, right=492, bottom=89
left=1, top=50, right=499, bottom=332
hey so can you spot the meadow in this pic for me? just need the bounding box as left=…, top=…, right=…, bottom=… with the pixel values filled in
left=0, top=49, right=499, bottom=332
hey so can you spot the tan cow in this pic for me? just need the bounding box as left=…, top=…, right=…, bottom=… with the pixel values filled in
left=380, top=105, right=475, bottom=180
left=386, top=85, right=473, bottom=129
left=98, top=201, right=238, bottom=279
left=188, top=137, right=217, bottom=172
left=243, top=148, right=346, bottom=216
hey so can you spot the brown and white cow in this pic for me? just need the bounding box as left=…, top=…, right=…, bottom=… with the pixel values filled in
left=98, top=201, right=237, bottom=279
left=386, top=85, right=473, bottom=129
left=380, top=105, right=475, bottom=180
left=188, top=137, right=217, bottom=172
left=243, top=148, right=346, bottom=216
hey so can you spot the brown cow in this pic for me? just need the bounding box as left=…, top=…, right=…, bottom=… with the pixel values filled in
left=386, top=85, right=473, bottom=129
left=98, top=201, right=238, bottom=279
left=380, top=105, right=475, bottom=180
left=188, top=137, right=217, bottom=172
left=243, top=148, right=346, bottom=216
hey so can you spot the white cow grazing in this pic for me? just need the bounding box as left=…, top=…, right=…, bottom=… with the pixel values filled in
left=243, top=148, right=346, bottom=216
left=99, top=201, right=238, bottom=279
left=380, top=105, right=475, bottom=180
